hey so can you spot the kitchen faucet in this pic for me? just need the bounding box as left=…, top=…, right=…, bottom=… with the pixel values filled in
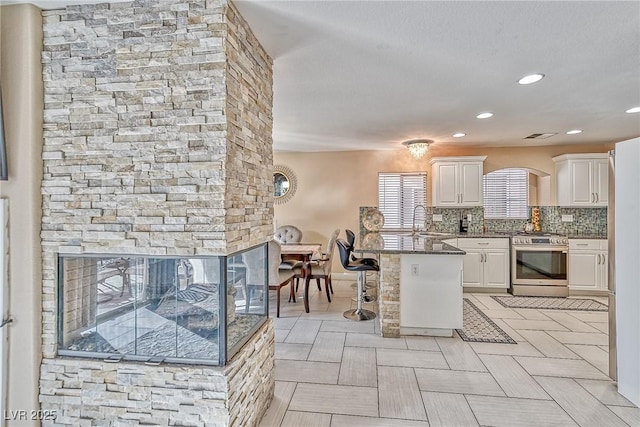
left=412, top=204, right=427, bottom=235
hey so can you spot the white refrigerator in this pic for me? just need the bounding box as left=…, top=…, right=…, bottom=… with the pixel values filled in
left=610, top=137, right=640, bottom=407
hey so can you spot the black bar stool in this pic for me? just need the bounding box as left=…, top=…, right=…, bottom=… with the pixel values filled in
left=336, top=239, right=378, bottom=321
left=345, top=229, right=377, bottom=303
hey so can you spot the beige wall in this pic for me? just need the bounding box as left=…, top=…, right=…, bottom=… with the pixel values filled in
left=274, top=143, right=611, bottom=269
left=0, top=3, right=44, bottom=423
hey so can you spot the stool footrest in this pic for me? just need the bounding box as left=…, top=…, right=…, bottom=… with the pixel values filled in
left=343, top=308, right=377, bottom=321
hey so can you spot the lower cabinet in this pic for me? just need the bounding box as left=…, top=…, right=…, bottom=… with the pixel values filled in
left=569, top=239, right=608, bottom=292
left=455, top=238, right=510, bottom=289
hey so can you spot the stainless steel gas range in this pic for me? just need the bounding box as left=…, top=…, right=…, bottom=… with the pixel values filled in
left=511, top=233, right=569, bottom=297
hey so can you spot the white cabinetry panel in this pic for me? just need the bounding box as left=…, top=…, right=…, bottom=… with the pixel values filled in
left=457, top=238, right=509, bottom=289
left=430, top=156, right=485, bottom=207
left=554, top=154, right=608, bottom=207
left=434, top=162, right=458, bottom=206
left=400, top=254, right=463, bottom=335
left=568, top=239, right=607, bottom=292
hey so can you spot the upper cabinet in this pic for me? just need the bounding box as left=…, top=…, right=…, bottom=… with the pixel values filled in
left=430, top=156, right=486, bottom=207
left=553, top=153, right=608, bottom=207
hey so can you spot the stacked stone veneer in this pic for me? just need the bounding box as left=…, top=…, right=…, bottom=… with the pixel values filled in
left=378, top=253, right=401, bottom=337
left=40, top=320, right=275, bottom=427
left=40, top=0, right=274, bottom=425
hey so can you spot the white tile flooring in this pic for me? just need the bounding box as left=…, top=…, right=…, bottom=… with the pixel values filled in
left=260, top=279, right=639, bottom=427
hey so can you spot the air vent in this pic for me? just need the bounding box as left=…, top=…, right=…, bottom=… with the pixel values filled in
left=523, top=133, right=557, bottom=139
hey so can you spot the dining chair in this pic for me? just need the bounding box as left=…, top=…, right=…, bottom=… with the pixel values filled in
left=296, top=229, right=340, bottom=313
left=274, top=225, right=305, bottom=269
left=274, top=225, right=303, bottom=244
left=268, top=240, right=296, bottom=317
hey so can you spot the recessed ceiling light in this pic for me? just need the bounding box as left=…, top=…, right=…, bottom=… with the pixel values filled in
left=476, top=112, right=493, bottom=119
left=626, top=106, right=640, bottom=114
left=518, top=73, right=545, bottom=85
left=453, top=133, right=466, bottom=138
left=566, top=129, right=583, bottom=135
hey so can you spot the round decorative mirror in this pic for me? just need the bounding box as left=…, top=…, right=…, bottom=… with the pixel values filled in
left=273, top=165, right=297, bottom=205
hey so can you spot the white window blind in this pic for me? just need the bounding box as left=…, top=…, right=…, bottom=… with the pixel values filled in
left=378, top=173, right=427, bottom=230
left=483, top=168, right=529, bottom=219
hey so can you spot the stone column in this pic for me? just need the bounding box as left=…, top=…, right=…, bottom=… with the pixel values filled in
left=39, top=1, right=275, bottom=425
left=379, top=253, right=401, bottom=337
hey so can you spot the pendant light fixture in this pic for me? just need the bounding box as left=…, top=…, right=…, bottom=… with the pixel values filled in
left=402, top=139, right=433, bottom=159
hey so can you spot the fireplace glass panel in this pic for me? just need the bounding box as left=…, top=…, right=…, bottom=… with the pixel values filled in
left=58, top=244, right=268, bottom=365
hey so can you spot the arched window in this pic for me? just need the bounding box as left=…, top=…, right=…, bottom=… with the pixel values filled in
left=483, top=168, right=529, bottom=219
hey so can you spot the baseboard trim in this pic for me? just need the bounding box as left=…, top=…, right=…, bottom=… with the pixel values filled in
left=463, top=287, right=509, bottom=294
left=332, top=272, right=358, bottom=281
left=569, top=289, right=608, bottom=297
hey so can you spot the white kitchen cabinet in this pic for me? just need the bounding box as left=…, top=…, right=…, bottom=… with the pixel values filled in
left=553, top=154, right=608, bottom=206
left=456, top=238, right=510, bottom=289
left=430, top=156, right=486, bottom=207
left=568, top=239, right=608, bottom=292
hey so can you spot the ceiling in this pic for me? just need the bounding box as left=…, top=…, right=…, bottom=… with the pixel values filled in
left=6, top=0, right=640, bottom=152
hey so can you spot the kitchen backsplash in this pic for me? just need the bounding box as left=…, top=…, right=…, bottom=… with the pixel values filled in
left=359, top=206, right=607, bottom=236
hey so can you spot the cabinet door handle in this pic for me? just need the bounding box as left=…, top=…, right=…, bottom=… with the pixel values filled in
left=595, top=193, right=599, bottom=203
left=597, top=254, right=600, bottom=264
left=591, top=193, right=594, bottom=203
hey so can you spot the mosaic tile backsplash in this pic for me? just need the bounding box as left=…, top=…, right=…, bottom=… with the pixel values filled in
left=360, top=206, right=607, bottom=236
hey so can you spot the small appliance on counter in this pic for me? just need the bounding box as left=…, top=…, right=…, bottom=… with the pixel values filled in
left=459, top=213, right=469, bottom=233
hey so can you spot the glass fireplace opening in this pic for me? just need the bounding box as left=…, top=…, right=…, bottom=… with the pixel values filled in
left=57, top=244, right=268, bottom=365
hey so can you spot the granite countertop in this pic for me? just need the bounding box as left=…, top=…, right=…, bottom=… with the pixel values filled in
left=450, top=232, right=512, bottom=238
left=359, top=231, right=608, bottom=254
left=357, top=233, right=465, bottom=255
left=443, top=231, right=608, bottom=240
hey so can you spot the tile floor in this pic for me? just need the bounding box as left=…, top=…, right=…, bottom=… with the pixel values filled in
left=260, top=279, right=639, bottom=427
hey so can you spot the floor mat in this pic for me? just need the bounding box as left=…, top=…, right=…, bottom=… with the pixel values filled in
left=492, top=295, right=608, bottom=311
left=456, top=298, right=516, bottom=344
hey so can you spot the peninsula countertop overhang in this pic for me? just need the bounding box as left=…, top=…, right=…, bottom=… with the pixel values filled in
left=356, top=233, right=466, bottom=255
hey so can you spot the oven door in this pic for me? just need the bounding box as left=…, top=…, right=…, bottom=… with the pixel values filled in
left=512, top=245, right=568, bottom=286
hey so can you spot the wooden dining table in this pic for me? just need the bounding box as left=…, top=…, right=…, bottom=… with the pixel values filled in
left=279, top=243, right=323, bottom=310
left=280, top=243, right=322, bottom=263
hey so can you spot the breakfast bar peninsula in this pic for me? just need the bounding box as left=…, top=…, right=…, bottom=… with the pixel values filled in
left=358, top=233, right=466, bottom=338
